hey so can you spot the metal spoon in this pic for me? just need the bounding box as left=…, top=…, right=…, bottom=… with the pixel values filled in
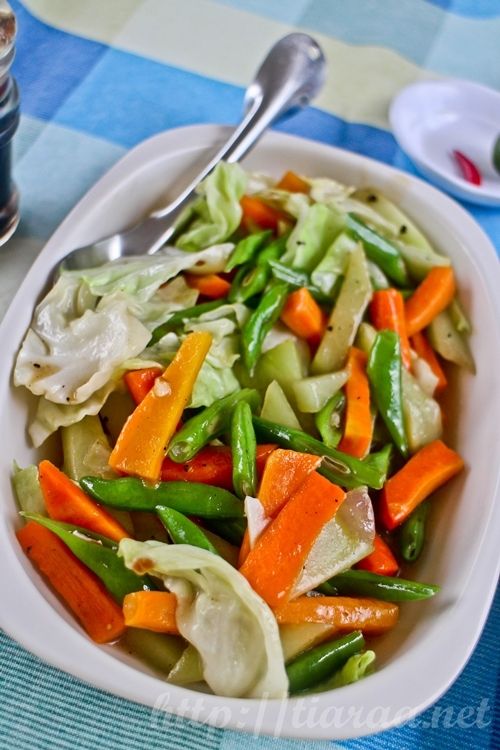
left=60, top=33, right=326, bottom=272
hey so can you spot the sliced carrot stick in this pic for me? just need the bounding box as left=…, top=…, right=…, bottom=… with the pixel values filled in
left=39, top=460, right=128, bottom=542
left=240, top=195, right=285, bottom=232
left=258, top=448, right=322, bottom=517
left=161, top=444, right=276, bottom=489
left=275, top=170, right=310, bottom=193
left=124, top=367, right=163, bottom=405
left=370, top=288, right=412, bottom=369
left=17, top=521, right=125, bottom=643
left=379, top=439, right=464, bottom=530
left=240, top=472, right=345, bottom=607
left=280, top=287, right=325, bottom=341
left=273, top=596, right=399, bottom=635
left=355, top=534, right=399, bottom=576
left=239, top=447, right=319, bottom=566
left=122, top=591, right=179, bottom=634
left=410, top=331, right=447, bottom=393
left=338, top=347, right=373, bottom=459
left=184, top=273, right=231, bottom=299
left=109, top=331, right=212, bottom=481
left=405, top=267, right=456, bottom=336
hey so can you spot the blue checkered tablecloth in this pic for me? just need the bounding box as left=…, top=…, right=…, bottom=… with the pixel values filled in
left=1, top=1, right=498, bottom=747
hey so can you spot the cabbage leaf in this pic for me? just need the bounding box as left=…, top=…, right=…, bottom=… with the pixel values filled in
left=176, top=163, right=247, bottom=251
left=119, top=539, right=288, bottom=698
left=282, top=203, right=344, bottom=272
left=64, top=243, right=234, bottom=302
left=14, top=278, right=151, bottom=405
left=28, top=357, right=161, bottom=447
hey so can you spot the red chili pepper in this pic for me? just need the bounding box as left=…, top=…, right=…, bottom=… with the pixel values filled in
left=452, top=150, right=482, bottom=186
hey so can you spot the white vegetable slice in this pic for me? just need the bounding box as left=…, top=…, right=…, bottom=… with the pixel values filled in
left=119, top=540, right=288, bottom=699
left=291, top=487, right=375, bottom=598
left=410, top=350, right=439, bottom=397
left=244, top=495, right=270, bottom=548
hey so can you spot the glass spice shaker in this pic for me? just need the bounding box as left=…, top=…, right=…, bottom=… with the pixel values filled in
left=0, top=1, right=19, bottom=245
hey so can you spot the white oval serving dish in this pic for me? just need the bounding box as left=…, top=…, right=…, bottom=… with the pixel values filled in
left=390, top=79, right=500, bottom=206
left=1, top=124, right=499, bottom=741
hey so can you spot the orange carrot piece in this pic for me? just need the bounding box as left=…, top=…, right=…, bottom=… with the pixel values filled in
left=275, top=170, right=310, bottom=193
left=240, top=195, right=285, bottom=231
left=355, top=534, right=399, bottom=576
left=370, top=288, right=412, bottom=370
left=380, top=439, right=464, bottom=530
left=405, top=267, right=456, bottom=336
left=161, top=444, right=276, bottom=489
left=17, top=521, right=125, bottom=643
left=238, top=530, right=252, bottom=568
left=273, top=596, right=399, bottom=635
left=109, top=331, right=212, bottom=481
left=124, top=367, right=163, bottom=405
left=338, top=347, right=373, bottom=459
left=240, top=472, right=345, bottom=607
left=280, top=287, right=325, bottom=341
left=184, top=273, right=231, bottom=299
left=39, top=460, right=128, bottom=543
left=258, top=448, right=322, bottom=517
left=410, top=331, right=447, bottom=393
left=122, top=591, right=179, bottom=634
left=240, top=446, right=317, bottom=566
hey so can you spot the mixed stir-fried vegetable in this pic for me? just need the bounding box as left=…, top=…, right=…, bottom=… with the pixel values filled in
left=13, top=163, right=472, bottom=699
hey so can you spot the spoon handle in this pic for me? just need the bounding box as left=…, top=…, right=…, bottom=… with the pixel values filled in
left=117, top=33, right=324, bottom=256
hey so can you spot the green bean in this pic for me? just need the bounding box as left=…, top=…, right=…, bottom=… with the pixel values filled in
left=286, top=631, right=365, bottom=694
left=79, top=476, right=244, bottom=518
left=399, top=501, right=430, bottom=562
left=231, top=401, right=257, bottom=499
left=268, top=260, right=331, bottom=303
left=346, top=214, right=409, bottom=287
left=228, top=264, right=269, bottom=303
left=242, top=280, right=290, bottom=375
left=228, top=264, right=253, bottom=303
left=157, top=507, right=219, bottom=555
left=149, top=299, right=226, bottom=345
left=318, top=570, right=439, bottom=601
left=228, top=235, right=286, bottom=302
left=367, top=330, right=409, bottom=457
left=252, top=416, right=391, bottom=490
left=309, top=650, right=376, bottom=693
left=314, top=392, right=346, bottom=447
left=22, top=513, right=152, bottom=601
left=225, top=230, right=272, bottom=272
left=168, top=388, right=260, bottom=463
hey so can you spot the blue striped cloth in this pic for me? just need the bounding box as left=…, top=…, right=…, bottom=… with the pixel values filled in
left=1, top=1, right=499, bottom=747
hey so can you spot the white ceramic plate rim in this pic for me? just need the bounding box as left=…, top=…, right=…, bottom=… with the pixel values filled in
left=1, top=124, right=500, bottom=741
left=390, top=79, right=500, bottom=206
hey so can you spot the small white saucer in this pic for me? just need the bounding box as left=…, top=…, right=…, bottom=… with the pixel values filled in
left=390, top=79, right=500, bottom=206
